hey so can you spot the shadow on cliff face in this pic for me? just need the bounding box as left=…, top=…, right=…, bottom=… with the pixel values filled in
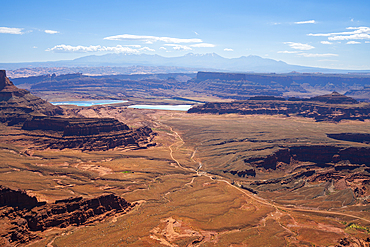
left=229, top=145, right=370, bottom=210
left=188, top=92, right=370, bottom=122
left=244, top=145, right=370, bottom=170
left=0, top=185, right=134, bottom=246
left=327, top=133, right=370, bottom=144
left=1, top=70, right=157, bottom=151
left=20, top=116, right=157, bottom=151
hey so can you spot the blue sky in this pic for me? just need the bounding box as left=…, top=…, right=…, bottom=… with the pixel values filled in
left=1, top=0, right=369, bottom=70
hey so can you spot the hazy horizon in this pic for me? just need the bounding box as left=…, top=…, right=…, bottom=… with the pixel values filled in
left=1, top=0, right=369, bottom=70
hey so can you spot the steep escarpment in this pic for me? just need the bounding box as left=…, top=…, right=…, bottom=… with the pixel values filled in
left=0, top=70, right=63, bottom=122
left=308, top=91, right=358, bottom=104
left=20, top=116, right=155, bottom=151
left=196, top=71, right=370, bottom=88
left=247, top=167, right=370, bottom=205
left=0, top=70, right=156, bottom=151
left=188, top=92, right=370, bottom=122
left=0, top=70, right=63, bottom=125
left=227, top=145, right=370, bottom=205
left=22, top=117, right=130, bottom=135
left=225, top=145, right=370, bottom=178
left=0, top=186, right=134, bottom=246
left=0, top=186, right=42, bottom=209
left=243, top=145, right=370, bottom=170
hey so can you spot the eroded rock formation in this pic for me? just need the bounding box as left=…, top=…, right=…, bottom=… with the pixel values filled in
left=0, top=70, right=63, bottom=125
left=243, top=145, right=370, bottom=170
left=230, top=145, right=370, bottom=204
left=20, top=116, right=155, bottom=151
left=0, top=186, right=134, bottom=246
left=188, top=92, right=370, bottom=122
left=0, top=70, right=156, bottom=151
left=0, top=186, right=43, bottom=209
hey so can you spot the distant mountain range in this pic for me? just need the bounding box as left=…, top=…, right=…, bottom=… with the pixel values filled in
left=1, top=53, right=370, bottom=74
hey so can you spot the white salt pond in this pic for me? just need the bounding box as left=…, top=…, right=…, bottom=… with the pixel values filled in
left=127, top=105, right=193, bottom=111
left=50, top=100, right=128, bottom=106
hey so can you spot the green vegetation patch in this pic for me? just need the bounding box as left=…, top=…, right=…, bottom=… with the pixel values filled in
left=346, top=223, right=370, bottom=233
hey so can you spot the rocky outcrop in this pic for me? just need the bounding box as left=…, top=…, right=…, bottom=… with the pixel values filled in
left=244, top=146, right=370, bottom=170
left=0, top=186, right=43, bottom=209
left=246, top=164, right=369, bottom=203
left=0, top=186, right=134, bottom=246
left=0, top=70, right=63, bottom=125
left=0, top=70, right=156, bottom=151
left=22, top=117, right=130, bottom=136
left=237, top=145, right=370, bottom=204
left=336, top=237, right=370, bottom=247
left=21, top=116, right=155, bottom=151
left=0, top=70, right=18, bottom=91
left=308, top=92, right=358, bottom=104
left=188, top=93, right=370, bottom=122
left=25, top=194, right=131, bottom=231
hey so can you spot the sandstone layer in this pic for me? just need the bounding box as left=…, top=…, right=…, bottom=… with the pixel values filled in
left=0, top=186, right=133, bottom=246
left=188, top=92, right=370, bottom=122
left=0, top=70, right=156, bottom=151
left=224, top=145, right=370, bottom=206
left=20, top=116, right=156, bottom=151
left=0, top=70, right=63, bottom=125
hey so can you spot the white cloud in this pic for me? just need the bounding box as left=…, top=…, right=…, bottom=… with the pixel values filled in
left=104, top=34, right=202, bottom=43
left=329, top=33, right=370, bottom=40
left=139, top=46, right=155, bottom=52
left=33, top=46, right=37, bottom=49
left=46, top=44, right=142, bottom=53
left=46, top=45, right=102, bottom=52
left=321, top=41, right=332, bottom=45
left=194, top=31, right=199, bottom=35
left=277, top=50, right=299, bottom=54
left=308, top=33, right=331, bottom=37
left=295, top=20, right=316, bottom=24
left=125, top=45, right=141, bottom=48
left=284, top=42, right=315, bottom=50
left=298, top=53, right=338, bottom=57
left=159, top=47, right=167, bottom=50
left=224, top=48, right=233, bottom=51
left=190, top=43, right=215, bottom=48
left=45, top=30, right=59, bottom=34
left=347, top=41, right=361, bottom=44
left=366, top=41, right=370, bottom=43
left=0, top=27, right=23, bottom=34
left=164, top=44, right=192, bottom=51
left=308, top=26, right=370, bottom=41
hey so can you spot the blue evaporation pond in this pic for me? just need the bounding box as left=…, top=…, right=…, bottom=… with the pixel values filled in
left=127, top=105, right=193, bottom=111
left=50, top=100, right=128, bottom=106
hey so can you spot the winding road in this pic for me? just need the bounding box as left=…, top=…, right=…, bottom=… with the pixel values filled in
left=163, top=122, right=370, bottom=226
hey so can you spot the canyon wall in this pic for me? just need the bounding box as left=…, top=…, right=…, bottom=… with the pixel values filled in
left=0, top=186, right=133, bottom=246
